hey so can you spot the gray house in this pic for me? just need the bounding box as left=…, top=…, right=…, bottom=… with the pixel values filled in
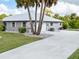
left=3, top=13, right=63, bottom=33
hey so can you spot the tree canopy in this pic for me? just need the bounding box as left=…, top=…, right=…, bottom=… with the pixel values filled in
left=0, top=14, right=7, bottom=20
left=53, top=13, right=79, bottom=29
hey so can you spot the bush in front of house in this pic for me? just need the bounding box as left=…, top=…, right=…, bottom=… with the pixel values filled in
left=18, top=27, right=26, bottom=33
left=59, top=27, right=63, bottom=30
left=0, top=24, right=5, bottom=31
left=49, top=28, right=55, bottom=31
left=63, top=22, right=68, bottom=29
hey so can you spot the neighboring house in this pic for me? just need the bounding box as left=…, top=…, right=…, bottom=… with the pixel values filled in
left=3, top=13, right=63, bottom=33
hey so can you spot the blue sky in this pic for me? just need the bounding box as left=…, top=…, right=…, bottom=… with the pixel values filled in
left=0, top=0, right=16, bottom=8
left=0, top=0, right=79, bottom=15
left=0, top=0, right=79, bottom=9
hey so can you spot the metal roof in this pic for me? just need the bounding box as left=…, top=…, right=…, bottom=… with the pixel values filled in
left=3, top=13, right=62, bottom=22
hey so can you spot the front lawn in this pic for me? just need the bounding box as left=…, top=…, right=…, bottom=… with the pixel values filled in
left=0, top=31, right=40, bottom=53
left=68, top=49, right=79, bottom=59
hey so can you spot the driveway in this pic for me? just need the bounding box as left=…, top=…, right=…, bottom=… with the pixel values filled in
left=0, top=30, right=79, bottom=59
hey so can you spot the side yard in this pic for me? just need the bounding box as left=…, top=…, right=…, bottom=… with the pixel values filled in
left=0, top=31, right=40, bottom=53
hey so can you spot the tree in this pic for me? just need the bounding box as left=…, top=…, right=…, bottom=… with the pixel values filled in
left=34, top=0, right=40, bottom=34
left=16, top=0, right=35, bottom=34
left=74, top=20, right=79, bottom=29
left=70, top=13, right=76, bottom=19
left=37, top=0, right=58, bottom=35
left=53, top=13, right=59, bottom=19
left=45, top=7, right=53, bottom=17
left=0, top=14, right=7, bottom=20
left=16, top=0, right=58, bottom=35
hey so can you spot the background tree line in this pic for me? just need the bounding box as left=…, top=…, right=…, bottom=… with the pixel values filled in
left=44, top=8, right=79, bottom=29
left=0, top=14, right=8, bottom=31
left=53, top=13, right=79, bottom=29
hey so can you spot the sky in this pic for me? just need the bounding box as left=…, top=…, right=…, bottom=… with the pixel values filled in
left=0, top=0, right=16, bottom=8
left=0, top=0, right=79, bottom=16
left=60, top=0, right=79, bottom=5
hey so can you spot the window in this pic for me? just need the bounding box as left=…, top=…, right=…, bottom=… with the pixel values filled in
left=50, top=22, right=53, bottom=26
left=23, top=22, right=26, bottom=27
left=46, top=23, right=49, bottom=26
left=12, top=22, right=15, bottom=27
left=60, top=23, right=62, bottom=25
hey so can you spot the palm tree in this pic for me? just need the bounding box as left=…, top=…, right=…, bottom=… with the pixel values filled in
left=15, top=0, right=58, bottom=35
left=34, top=1, right=38, bottom=34
left=16, top=0, right=35, bottom=34
left=45, top=7, right=53, bottom=16
left=53, top=13, right=59, bottom=19
left=34, top=0, right=40, bottom=34
left=37, top=0, right=58, bottom=35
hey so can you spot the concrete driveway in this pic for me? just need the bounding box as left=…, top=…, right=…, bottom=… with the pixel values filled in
left=0, top=30, right=79, bottom=59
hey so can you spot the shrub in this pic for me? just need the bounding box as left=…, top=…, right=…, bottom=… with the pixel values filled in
left=74, top=20, right=79, bottom=29
left=69, top=20, right=76, bottom=29
left=0, top=24, right=5, bottom=31
left=63, top=22, right=68, bottom=29
left=18, top=27, right=26, bottom=33
left=59, top=27, right=63, bottom=30
left=49, top=28, right=54, bottom=31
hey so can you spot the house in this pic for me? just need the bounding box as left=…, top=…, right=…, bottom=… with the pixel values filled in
left=3, top=13, right=63, bottom=33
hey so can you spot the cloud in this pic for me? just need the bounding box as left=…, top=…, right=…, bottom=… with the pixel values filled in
left=51, top=2, right=79, bottom=16
left=8, top=8, right=26, bottom=15
left=0, top=2, right=79, bottom=16
left=0, top=4, right=8, bottom=15
left=0, top=4, right=39, bottom=15
left=0, top=4, right=27, bottom=15
left=59, top=0, right=79, bottom=5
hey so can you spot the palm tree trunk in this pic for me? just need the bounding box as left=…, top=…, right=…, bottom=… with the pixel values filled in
left=36, top=1, right=43, bottom=35
left=37, top=4, right=46, bottom=35
left=34, top=3, right=38, bottom=34
left=37, top=0, right=49, bottom=35
left=27, top=5, right=34, bottom=34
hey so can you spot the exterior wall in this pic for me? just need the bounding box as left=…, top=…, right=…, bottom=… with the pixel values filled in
left=6, top=22, right=15, bottom=31
left=6, top=22, right=25, bottom=32
left=53, top=22, right=62, bottom=31
left=46, top=22, right=62, bottom=31
left=26, top=22, right=31, bottom=33
left=41, top=22, right=47, bottom=32
left=5, top=21, right=62, bottom=33
left=26, top=22, right=46, bottom=33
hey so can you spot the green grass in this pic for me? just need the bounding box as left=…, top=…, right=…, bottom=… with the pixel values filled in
left=67, top=28, right=79, bottom=31
left=0, top=31, right=40, bottom=53
left=68, top=49, right=79, bottom=59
